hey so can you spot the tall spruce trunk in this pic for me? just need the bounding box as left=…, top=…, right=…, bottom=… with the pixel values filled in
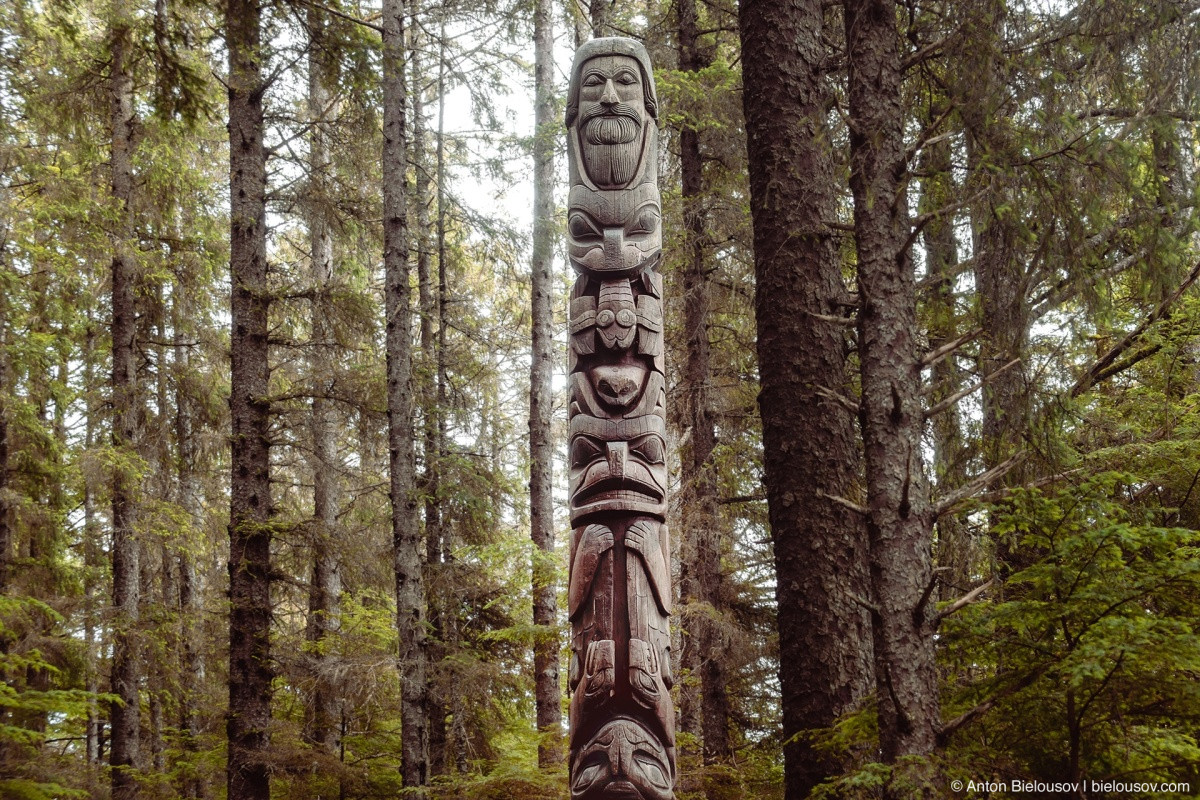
left=917, top=104, right=973, bottom=602
left=410, top=14, right=450, bottom=772
left=961, top=1, right=1027, bottom=491
left=173, top=274, right=205, bottom=800
left=383, top=0, right=429, bottom=786
left=844, top=0, right=940, bottom=780
left=739, top=0, right=875, bottom=794
left=109, top=4, right=141, bottom=795
left=529, top=0, right=563, bottom=768
left=676, top=0, right=731, bottom=775
left=226, top=0, right=273, bottom=795
left=305, top=5, right=343, bottom=756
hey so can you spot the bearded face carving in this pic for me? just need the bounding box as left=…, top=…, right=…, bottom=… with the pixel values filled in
left=575, top=55, right=651, bottom=188
left=566, top=37, right=675, bottom=800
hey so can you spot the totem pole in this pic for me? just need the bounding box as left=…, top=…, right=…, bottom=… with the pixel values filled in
left=565, top=38, right=675, bottom=800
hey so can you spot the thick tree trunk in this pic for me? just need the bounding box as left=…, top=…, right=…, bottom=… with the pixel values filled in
left=529, top=0, right=563, bottom=769
left=383, top=0, right=429, bottom=787
left=739, top=0, right=875, bottom=795
left=226, top=0, right=273, bottom=796
left=304, top=5, right=343, bottom=757
left=676, top=0, right=731, bottom=776
left=109, top=4, right=141, bottom=795
left=844, top=0, right=940, bottom=780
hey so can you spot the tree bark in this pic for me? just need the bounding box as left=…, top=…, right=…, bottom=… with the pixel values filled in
left=109, top=3, right=141, bottom=795
left=917, top=103, right=973, bottom=602
left=844, top=0, right=940, bottom=778
left=530, top=0, right=563, bottom=768
left=676, top=0, right=731, bottom=775
left=410, top=11, right=450, bottom=774
left=304, top=4, right=343, bottom=757
left=739, top=0, right=875, bottom=794
left=226, top=0, right=273, bottom=795
left=173, top=270, right=205, bottom=800
left=383, top=0, right=429, bottom=787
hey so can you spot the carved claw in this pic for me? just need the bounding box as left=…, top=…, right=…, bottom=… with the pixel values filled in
left=569, top=524, right=615, bottom=620
left=625, top=519, right=672, bottom=615
left=628, top=637, right=661, bottom=708
left=583, top=639, right=616, bottom=706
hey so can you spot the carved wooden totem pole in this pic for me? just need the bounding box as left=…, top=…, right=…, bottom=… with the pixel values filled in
left=565, top=38, right=675, bottom=800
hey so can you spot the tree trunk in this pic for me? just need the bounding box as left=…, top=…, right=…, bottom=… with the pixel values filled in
left=961, top=1, right=1028, bottom=491
left=676, top=0, right=731, bottom=775
left=844, top=0, right=940, bottom=781
left=739, top=0, right=875, bottom=795
left=173, top=275, right=205, bottom=800
left=410, top=11, right=449, bottom=774
left=304, top=4, right=343, bottom=757
left=917, top=104, right=973, bottom=602
left=383, top=0, right=429, bottom=787
left=530, top=0, right=563, bottom=768
left=226, top=0, right=273, bottom=795
left=109, top=3, right=141, bottom=795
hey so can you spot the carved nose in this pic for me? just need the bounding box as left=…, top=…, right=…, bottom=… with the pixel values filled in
left=603, top=227, right=625, bottom=271
left=606, top=442, right=627, bottom=480
left=597, top=373, right=638, bottom=405
left=600, top=78, right=619, bottom=106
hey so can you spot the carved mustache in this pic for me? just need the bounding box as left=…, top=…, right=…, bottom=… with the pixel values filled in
left=581, top=102, right=642, bottom=145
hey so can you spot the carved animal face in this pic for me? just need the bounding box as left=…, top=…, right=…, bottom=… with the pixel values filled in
left=571, top=718, right=674, bottom=800
left=568, top=183, right=661, bottom=277
left=569, top=413, right=667, bottom=525
left=575, top=55, right=651, bottom=188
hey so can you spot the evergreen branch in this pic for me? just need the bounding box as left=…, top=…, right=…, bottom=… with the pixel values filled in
left=290, top=0, right=384, bottom=33
left=937, top=663, right=1049, bottom=745
left=934, top=452, right=1026, bottom=516
left=921, top=327, right=982, bottom=368
left=817, top=490, right=868, bottom=516
left=1070, top=257, right=1200, bottom=397
left=934, top=578, right=996, bottom=627
left=924, top=358, right=1020, bottom=419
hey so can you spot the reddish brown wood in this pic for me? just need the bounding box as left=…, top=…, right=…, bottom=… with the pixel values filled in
left=566, top=38, right=675, bottom=800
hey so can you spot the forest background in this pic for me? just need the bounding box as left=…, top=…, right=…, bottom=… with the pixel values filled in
left=1, top=0, right=1199, bottom=798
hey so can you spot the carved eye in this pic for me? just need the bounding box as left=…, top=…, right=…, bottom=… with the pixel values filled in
left=569, top=212, right=602, bottom=240
left=633, top=751, right=671, bottom=790
left=627, top=206, right=659, bottom=236
left=582, top=72, right=605, bottom=87
left=571, top=436, right=604, bottom=468
left=615, top=70, right=638, bottom=86
left=629, top=435, right=665, bottom=464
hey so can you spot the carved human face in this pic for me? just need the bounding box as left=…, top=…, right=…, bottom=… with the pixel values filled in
left=571, top=718, right=674, bottom=800
left=568, top=183, right=661, bottom=277
left=569, top=413, right=668, bottom=525
left=576, top=55, right=651, bottom=188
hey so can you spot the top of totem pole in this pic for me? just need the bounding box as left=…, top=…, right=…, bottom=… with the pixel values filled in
left=565, top=38, right=661, bottom=277
left=565, top=37, right=659, bottom=129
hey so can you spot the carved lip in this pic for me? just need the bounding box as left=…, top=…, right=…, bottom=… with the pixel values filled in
left=573, top=478, right=662, bottom=507
left=569, top=249, right=661, bottom=278
left=570, top=488, right=667, bottom=526
left=600, top=782, right=642, bottom=799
